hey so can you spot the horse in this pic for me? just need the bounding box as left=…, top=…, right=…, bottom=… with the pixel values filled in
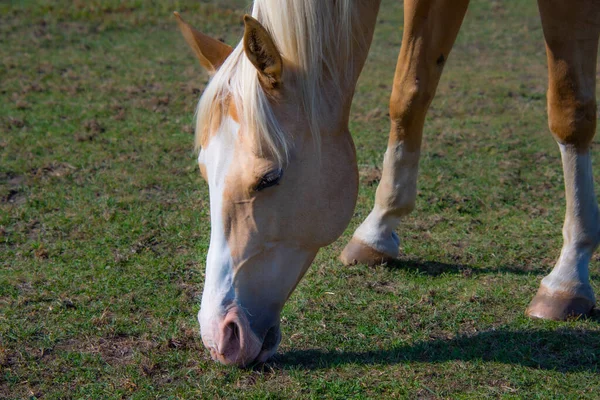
left=174, top=0, right=600, bottom=367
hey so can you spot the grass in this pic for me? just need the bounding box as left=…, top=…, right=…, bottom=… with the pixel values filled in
left=1, top=0, right=600, bottom=398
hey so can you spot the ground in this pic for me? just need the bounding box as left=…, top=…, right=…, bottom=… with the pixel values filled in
left=1, top=0, right=600, bottom=398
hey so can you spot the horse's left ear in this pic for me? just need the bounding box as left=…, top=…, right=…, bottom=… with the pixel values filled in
left=174, top=12, right=233, bottom=73
left=243, top=15, right=283, bottom=90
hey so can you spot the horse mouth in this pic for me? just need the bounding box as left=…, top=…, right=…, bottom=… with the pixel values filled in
left=256, top=324, right=281, bottom=363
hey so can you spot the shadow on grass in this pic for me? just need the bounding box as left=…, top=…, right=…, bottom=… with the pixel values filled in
left=386, top=257, right=548, bottom=277
left=385, top=258, right=600, bottom=281
left=274, top=325, right=600, bottom=373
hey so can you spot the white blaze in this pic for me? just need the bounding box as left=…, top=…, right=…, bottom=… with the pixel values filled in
left=198, top=117, right=239, bottom=348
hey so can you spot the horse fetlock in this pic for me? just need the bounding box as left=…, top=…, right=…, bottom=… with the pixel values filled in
left=541, top=273, right=595, bottom=299
left=526, top=236, right=597, bottom=321
left=584, top=221, right=600, bottom=249
left=342, top=208, right=401, bottom=266
left=389, top=195, right=416, bottom=217
left=547, top=242, right=595, bottom=289
left=375, top=145, right=420, bottom=218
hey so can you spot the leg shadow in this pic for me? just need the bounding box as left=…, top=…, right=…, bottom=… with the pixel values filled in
left=384, top=257, right=549, bottom=277
left=384, top=257, right=600, bottom=281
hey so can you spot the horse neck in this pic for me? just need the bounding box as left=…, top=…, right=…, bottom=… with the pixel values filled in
left=327, top=1, right=381, bottom=130
left=346, top=1, right=381, bottom=88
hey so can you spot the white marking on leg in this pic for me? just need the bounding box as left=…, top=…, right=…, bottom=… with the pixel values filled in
left=541, top=143, right=599, bottom=300
left=353, top=143, right=420, bottom=257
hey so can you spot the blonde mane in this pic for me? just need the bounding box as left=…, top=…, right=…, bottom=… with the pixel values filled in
left=195, top=0, right=359, bottom=165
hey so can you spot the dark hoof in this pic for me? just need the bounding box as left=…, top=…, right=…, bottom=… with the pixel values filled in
left=525, top=286, right=595, bottom=321
left=340, top=238, right=395, bottom=267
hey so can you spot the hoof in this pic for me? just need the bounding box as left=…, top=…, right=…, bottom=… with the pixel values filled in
left=525, top=286, right=595, bottom=321
left=340, top=238, right=395, bottom=266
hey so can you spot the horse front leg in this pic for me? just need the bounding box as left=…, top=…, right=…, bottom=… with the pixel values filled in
left=341, top=0, right=470, bottom=265
left=526, top=0, right=600, bottom=320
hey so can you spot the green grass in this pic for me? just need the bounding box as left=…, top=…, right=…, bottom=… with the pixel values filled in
left=2, top=0, right=600, bottom=398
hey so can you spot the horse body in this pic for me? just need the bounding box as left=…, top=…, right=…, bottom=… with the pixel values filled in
left=176, top=0, right=600, bottom=366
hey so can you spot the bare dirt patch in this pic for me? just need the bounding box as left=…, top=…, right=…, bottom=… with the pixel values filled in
left=3, top=116, right=25, bottom=130
left=1, top=189, right=25, bottom=205
left=75, top=119, right=105, bottom=142
left=1, top=174, right=27, bottom=205
left=29, top=162, right=76, bottom=179
left=55, top=335, right=156, bottom=367
left=356, top=107, right=387, bottom=123
left=359, top=165, right=382, bottom=186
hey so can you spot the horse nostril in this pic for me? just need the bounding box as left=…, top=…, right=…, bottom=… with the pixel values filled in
left=218, top=321, right=242, bottom=361
left=225, top=321, right=239, bottom=341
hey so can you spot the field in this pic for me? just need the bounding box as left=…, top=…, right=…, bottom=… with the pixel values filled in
left=2, top=0, right=600, bottom=398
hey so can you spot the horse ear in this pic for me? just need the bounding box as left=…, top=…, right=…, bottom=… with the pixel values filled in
left=243, top=15, right=283, bottom=90
left=174, top=12, right=233, bottom=73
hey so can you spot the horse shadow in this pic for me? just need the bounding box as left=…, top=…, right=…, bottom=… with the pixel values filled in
left=269, top=258, right=600, bottom=372
left=272, top=325, right=600, bottom=373
left=381, top=258, right=600, bottom=281
left=384, top=258, right=544, bottom=277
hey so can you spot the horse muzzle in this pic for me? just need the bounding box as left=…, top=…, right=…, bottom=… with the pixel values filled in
left=203, top=306, right=281, bottom=367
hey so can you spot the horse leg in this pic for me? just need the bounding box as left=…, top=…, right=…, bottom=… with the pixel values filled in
left=526, top=0, right=600, bottom=320
left=341, top=0, right=470, bottom=266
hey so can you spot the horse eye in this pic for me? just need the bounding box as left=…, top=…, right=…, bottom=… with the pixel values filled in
left=254, top=169, right=283, bottom=192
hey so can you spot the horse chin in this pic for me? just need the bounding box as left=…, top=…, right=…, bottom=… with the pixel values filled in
left=255, top=324, right=282, bottom=363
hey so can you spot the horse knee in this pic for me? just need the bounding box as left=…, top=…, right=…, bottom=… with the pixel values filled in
left=547, top=93, right=597, bottom=149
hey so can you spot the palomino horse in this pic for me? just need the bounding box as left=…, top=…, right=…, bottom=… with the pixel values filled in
left=175, top=0, right=600, bottom=366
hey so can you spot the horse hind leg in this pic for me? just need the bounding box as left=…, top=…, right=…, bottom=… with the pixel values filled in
left=340, top=0, right=470, bottom=266
left=526, top=0, right=600, bottom=320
